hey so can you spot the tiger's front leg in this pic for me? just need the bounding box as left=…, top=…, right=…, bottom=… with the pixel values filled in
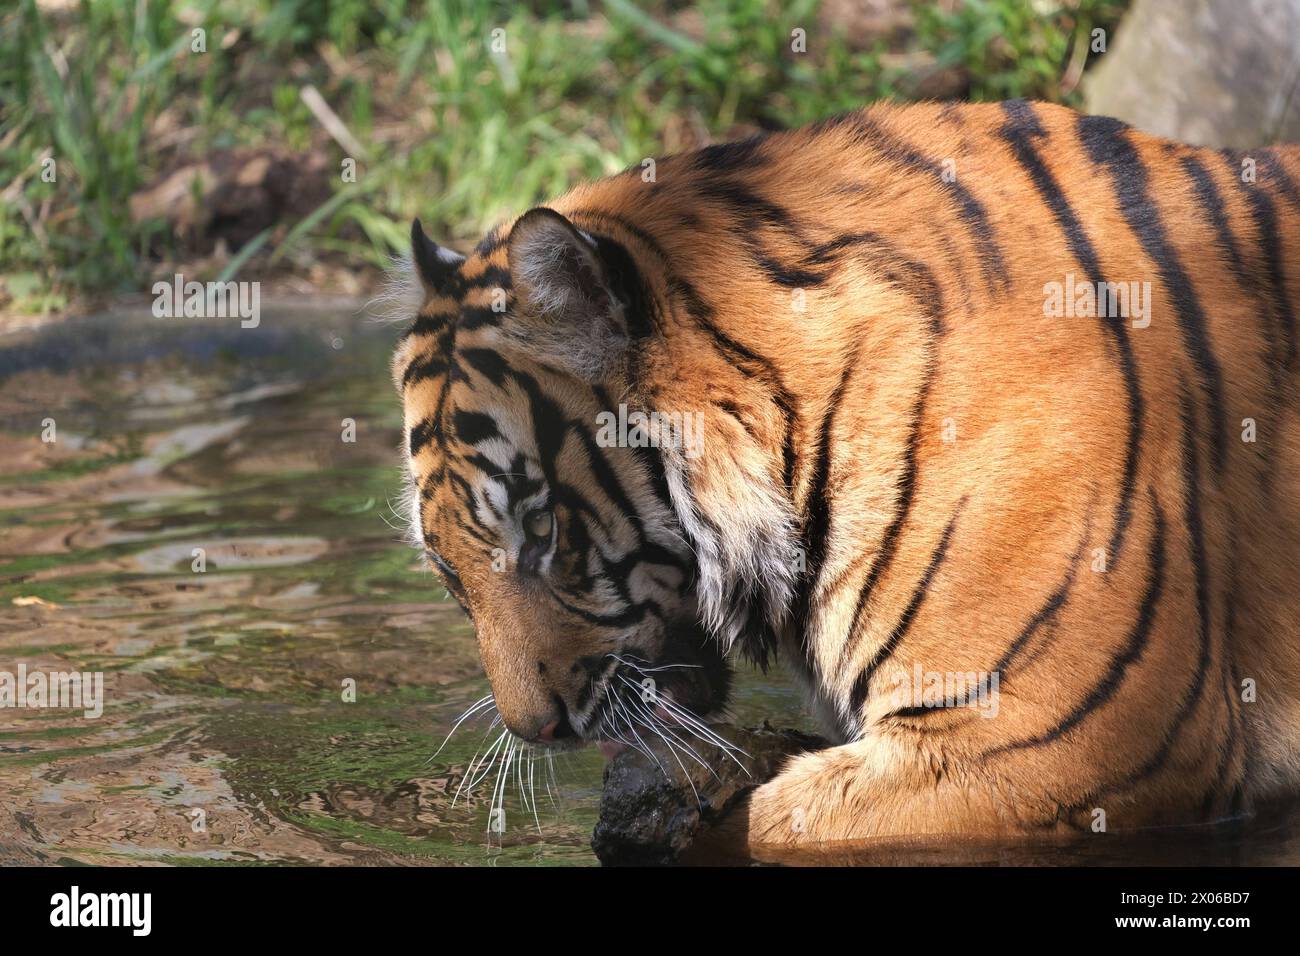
left=714, top=735, right=1045, bottom=856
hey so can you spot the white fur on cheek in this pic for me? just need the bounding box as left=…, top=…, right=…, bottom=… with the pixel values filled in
left=402, top=466, right=424, bottom=553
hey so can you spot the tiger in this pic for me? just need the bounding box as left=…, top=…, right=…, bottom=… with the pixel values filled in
left=390, top=98, right=1300, bottom=858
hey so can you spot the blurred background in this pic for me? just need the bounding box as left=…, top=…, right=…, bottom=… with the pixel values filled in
left=6, top=0, right=1299, bottom=326
left=0, top=0, right=1148, bottom=323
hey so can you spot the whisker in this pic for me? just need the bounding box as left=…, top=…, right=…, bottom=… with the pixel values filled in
left=620, top=685, right=718, bottom=782
left=526, top=749, right=542, bottom=833
left=487, top=736, right=515, bottom=836
left=608, top=653, right=701, bottom=673
left=431, top=693, right=497, bottom=761
left=608, top=692, right=666, bottom=772
left=378, top=498, right=408, bottom=536
left=456, top=728, right=509, bottom=806
left=626, top=680, right=751, bottom=773
left=598, top=703, right=656, bottom=763
left=544, top=751, right=560, bottom=807
left=634, top=710, right=703, bottom=807
left=449, top=714, right=504, bottom=803
left=615, top=672, right=748, bottom=765
left=513, top=740, right=528, bottom=816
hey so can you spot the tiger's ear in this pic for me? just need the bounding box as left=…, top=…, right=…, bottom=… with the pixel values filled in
left=410, top=219, right=464, bottom=294
left=506, top=207, right=628, bottom=381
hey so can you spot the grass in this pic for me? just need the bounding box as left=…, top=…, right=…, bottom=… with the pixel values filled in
left=0, top=0, right=1128, bottom=315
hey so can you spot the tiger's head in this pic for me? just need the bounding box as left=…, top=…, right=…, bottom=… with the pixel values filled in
left=391, top=209, right=732, bottom=749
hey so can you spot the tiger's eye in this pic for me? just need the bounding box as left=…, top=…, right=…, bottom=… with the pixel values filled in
left=524, top=509, right=553, bottom=541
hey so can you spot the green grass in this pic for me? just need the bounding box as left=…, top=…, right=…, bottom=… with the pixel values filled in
left=0, top=0, right=1128, bottom=313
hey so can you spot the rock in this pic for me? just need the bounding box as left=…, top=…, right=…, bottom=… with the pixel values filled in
left=591, top=722, right=828, bottom=866
left=1085, top=0, right=1300, bottom=148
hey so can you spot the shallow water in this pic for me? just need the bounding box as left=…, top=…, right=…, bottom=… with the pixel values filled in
left=1, top=306, right=1296, bottom=866
left=0, top=306, right=810, bottom=866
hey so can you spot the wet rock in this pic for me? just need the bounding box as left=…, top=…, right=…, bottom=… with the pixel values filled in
left=592, top=722, right=828, bottom=866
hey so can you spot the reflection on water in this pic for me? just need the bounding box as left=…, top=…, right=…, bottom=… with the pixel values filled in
left=1, top=307, right=1296, bottom=866
left=0, top=308, right=607, bottom=865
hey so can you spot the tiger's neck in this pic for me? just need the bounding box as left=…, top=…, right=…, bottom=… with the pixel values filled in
left=556, top=172, right=935, bottom=682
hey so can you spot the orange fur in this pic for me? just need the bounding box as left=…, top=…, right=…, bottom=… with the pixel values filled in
left=394, top=100, right=1300, bottom=853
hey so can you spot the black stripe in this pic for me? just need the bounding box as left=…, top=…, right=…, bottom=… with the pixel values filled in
left=461, top=265, right=513, bottom=292
left=507, top=368, right=657, bottom=569
left=1260, top=147, right=1300, bottom=211
left=695, top=180, right=827, bottom=288
left=564, top=422, right=647, bottom=541
left=590, top=231, right=660, bottom=394
left=1180, top=154, right=1249, bottom=284
left=546, top=585, right=651, bottom=629
left=457, top=305, right=502, bottom=331
left=695, top=179, right=817, bottom=244
left=474, top=225, right=507, bottom=257
left=793, top=345, right=862, bottom=658
left=497, top=452, right=543, bottom=511
left=988, top=490, right=1166, bottom=757
left=716, top=400, right=764, bottom=443
left=447, top=470, right=496, bottom=536
left=851, top=112, right=1009, bottom=294
left=1182, top=151, right=1284, bottom=425
left=407, top=416, right=439, bottom=457
left=454, top=515, right=499, bottom=554
left=451, top=410, right=499, bottom=446
left=1084, top=392, right=1214, bottom=797
left=402, top=354, right=447, bottom=388
left=592, top=235, right=656, bottom=342
left=591, top=384, right=678, bottom=522
left=460, top=347, right=509, bottom=387
left=665, top=275, right=802, bottom=492
left=848, top=502, right=963, bottom=714
left=809, top=231, right=947, bottom=335
left=402, top=325, right=455, bottom=387
left=1201, top=674, right=1241, bottom=819
left=806, top=232, right=954, bottom=632
left=417, top=466, right=444, bottom=501
left=840, top=358, right=935, bottom=668
left=998, top=99, right=1143, bottom=566
left=1079, top=113, right=1228, bottom=474
left=1220, top=526, right=1249, bottom=803
left=692, top=135, right=769, bottom=173
left=405, top=310, right=452, bottom=341
left=1230, top=154, right=1297, bottom=374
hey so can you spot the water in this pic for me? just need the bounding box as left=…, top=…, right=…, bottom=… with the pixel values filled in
left=1, top=306, right=1296, bottom=866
